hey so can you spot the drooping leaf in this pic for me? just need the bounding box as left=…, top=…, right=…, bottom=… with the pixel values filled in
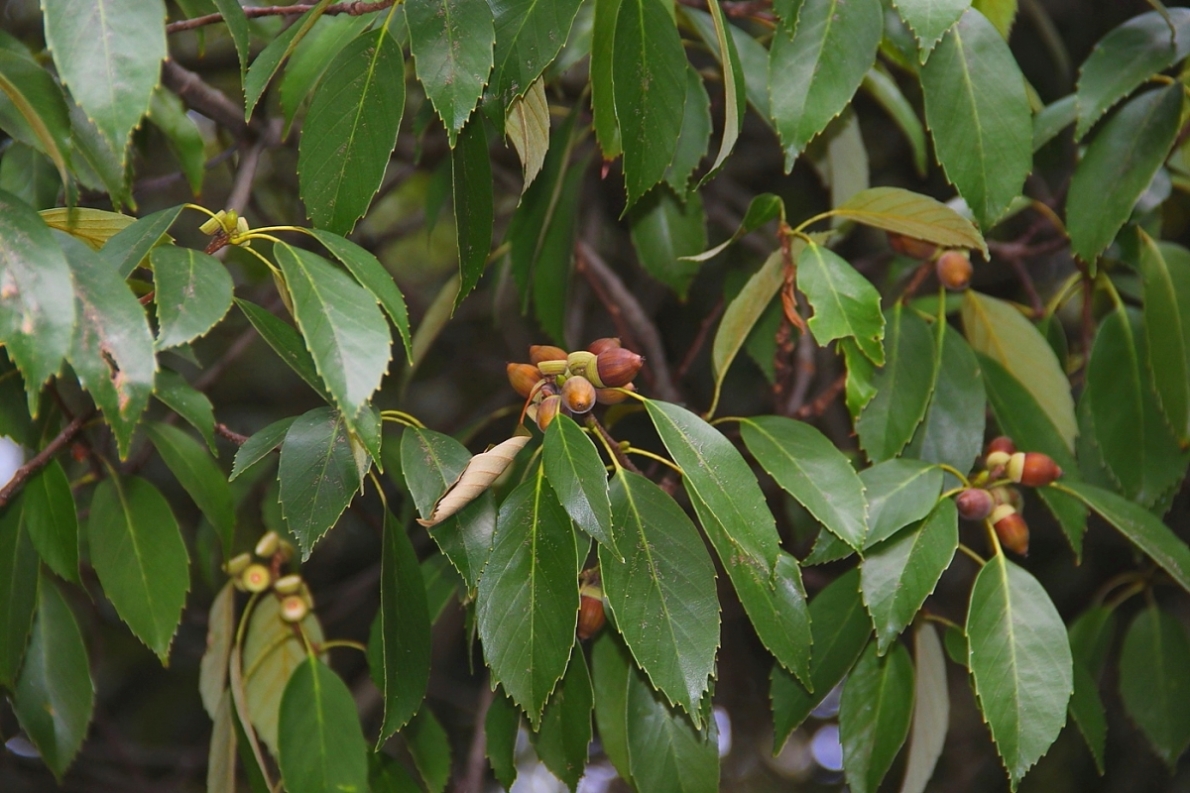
left=967, top=555, right=1072, bottom=790
left=1139, top=231, right=1190, bottom=444
left=798, top=241, right=886, bottom=365
left=663, top=63, right=712, bottom=196
left=0, top=49, right=72, bottom=186
left=740, top=415, right=868, bottom=549
left=101, top=204, right=182, bottom=278
left=860, top=458, right=944, bottom=548
left=533, top=647, right=594, bottom=789
left=506, top=77, right=550, bottom=191
left=0, top=190, right=75, bottom=414
left=207, top=693, right=237, bottom=793
left=962, top=291, right=1077, bottom=450
left=154, top=368, right=217, bottom=454
left=231, top=417, right=295, bottom=481
left=151, top=246, right=234, bottom=350
left=612, top=0, right=688, bottom=207
left=1033, top=93, right=1077, bottom=151
left=0, top=143, right=61, bottom=211
left=768, top=0, right=883, bottom=170
left=280, top=13, right=378, bottom=136
left=406, top=0, right=494, bottom=145
left=839, top=641, right=915, bottom=793
left=416, top=434, right=530, bottom=528
left=861, top=68, right=928, bottom=176
left=628, top=185, right=706, bottom=299
left=1067, top=84, right=1182, bottom=264
left=832, top=186, right=987, bottom=257
left=591, top=631, right=633, bottom=782
left=144, top=421, right=235, bottom=553
left=771, top=569, right=871, bottom=749
left=711, top=249, right=784, bottom=412
left=21, top=461, right=79, bottom=584
left=919, top=8, right=1032, bottom=229
left=88, top=476, right=190, bottom=662
left=377, top=510, right=432, bottom=743
left=277, top=657, right=371, bottom=793
left=199, top=582, right=234, bottom=720
left=485, top=688, right=520, bottom=789
left=971, top=0, right=1016, bottom=37
left=278, top=407, right=362, bottom=558
left=625, top=660, right=719, bottom=793
left=904, top=324, right=986, bottom=477
left=899, top=622, right=950, bottom=793
left=590, top=0, right=623, bottom=159
left=451, top=116, right=494, bottom=306
left=489, top=0, right=584, bottom=109
left=67, top=102, right=130, bottom=207
left=211, top=0, right=251, bottom=76
left=544, top=415, right=616, bottom=555
left=476, top=467, right=579, bottom=726
left=1068, top=660, right=1106, bottom=775
left=40, top=207, right=135, bottom=250
left=600, top=470, right=719, bottom=720
left=42, top=0, right=166, bottom=163
left=1118, top=605, right=1190, bottom=769
left=1074, top=9, right=1190, bottom=140
left=686, top=193, right=782, bottom=263
left=861, top=498, right=958, bottom=653
left=12, top=579, right=93, bottom=780
left=234, top=298, right=330, bottom=401
left=0, top=493, right=37, bottom=687
left=693, top=0, right=745, bottom=181
left=856, top=305, right=935, bottom=462
left=148, top=89, right=205, bottom=196
left=893, top=0, right=971, bottom=60
left=275, top=242, right=392, bottom=431
left=244, top=3, right=331, bottom=120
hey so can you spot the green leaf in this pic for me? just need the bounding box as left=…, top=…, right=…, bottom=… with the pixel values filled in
left=200, top=582, right=234, bottom=719
left=771, top=569, right=871, bottom=749
left=696, top=0, right=745, bottom=182
left=1139, top=230, right=1190, bottom=444
left=686, top=193, right=782, bottom=263
left=208, top=693, right=237, bottom=793
left=148, top=89, right=205, bottom=196
left=21, top=461, right=79, bottom=584
left=856, top=305, right=935, bottom=461
left=0, top=143, right=61, bottom=211
left=299, top=28, right=406, bottom=235
left=962, top=291, right=1076, bottom=450
left=740, top=415, right=868, bottom=549
left=421, top=553, right=461, bottom=625
left=1086, top=307, right=1188, bottom=507
left=506, top=78, right=550, bottom=190
left=900, top=622, right=950, bottom=793
left=1033, top=93, right=1076, bottom=151
left=144, top=422, right=236, bottom=554
left=711, top=249, right=784, bottom=412
left=533, top=647, right=594, bottom=789
left=1068, top=604, right=1116, bottom=676
left=664, top=63, right=712, bottom=195
left=154, top=368, right=217, bottom=454
left=12, top=579, right=93, bottom=779
left=244, top=3, right=331, bottom=120
left=799, top=242, right=886, bottom=365
left=832, top=186, right=987, bottom=257
left=591, top=631, right=633, bottom=782
left=768, top=0, right=883, bottom=170
left=861, top=499, right=958, bottom=653
left=234, top=298, right=330, bottom=400
left=485, top=688, right=521, bottom=789
left=904, top=324, right=986, bottom=477
left=971, top=0, right=1016, bottom=36
left=151, top=246, right=234, bottom=350
left=211, top=0, right=251, bottom=76
left=0, top=494, right=38, bottom=687
left=278, top=407, right=362, bottom=558
left=369, top=750, right=423, bottom=793
left=476, top=467, right=579, bottom=726
left=1067, top=85, right=1182, bottom=264
left=0, top=50, right=72, bottom=186
left=490, top=0, right=584, bottom=109
left=277, top=656, right=371, bottom=793
left=600, top=470, right=719, bottom=720
left=280, top=13, right=377, bottom=136
left=612, top=0, right=688, bottom=207
left=41, top=207, right=136, bottom=251
left=67, top=101, right=130, bottom=207
left=967, top=554, right=1072, bottom=790
left=544, top=414, right=616, bottom=555
left=1055, top=480, right=1190, bottom=594
left=60, top=233, right=157, bottom=458
left=43, top=0, right=165, bottom=163
left=400, top=427, right=497, bottom=589
left=860, top=458, right=944, bottom=547
left=920, top=9, right=1032, bottom=229
left=88, top=476, right=190, bottom=662
left=1118, top=604, right=1190, bottom=768
left=0, top=191, right=75, bottom=414
left=1074, top=9, right=1190, bottom=140
left=839, top=641, right=915, bottom=793
left=451, top=116, right=494, bottom=306
left=645, top=399, right=779, bottom=575
left=861, top=68, right=928, bottom=176
left=626, top=661, right=719, bottom=793
left=406, top=0, right=494, bottom=146
left=101, top=204, right=182, bottom=279
left=275, top=242, right=391, bottom=430
left=590, top=0, right=623, bottom=159
left=1069, top=660, right=1106, bottom=775
left=232, top=417, right=295, bottom=481
left=893, top=0, right=971, bottom=60
left=378, top=510, right=431, bottom=743
left=628, top=185, right=706, bottom=298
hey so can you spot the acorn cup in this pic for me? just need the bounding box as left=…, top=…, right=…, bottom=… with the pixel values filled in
left=985, top=450, right=1013, bottom=476
left=991, top=504, right=1029, bottom=555
left=936, top=250, right=973, bottom=290
left=279, top=595, right=309, bottom=623
left=1007, top=452, right=1063, bottom=487
left=507, top=363, right=543, bottom=399
left=255, top=530, right=280, bottom=558
left=241, top=564, right=272, bottom=593
left=956, top=488, right=995, bottom=521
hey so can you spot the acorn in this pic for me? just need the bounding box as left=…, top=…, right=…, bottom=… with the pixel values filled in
left=536, top=394, right=564, bottom=432
left=530, top=345, right=568, bottom=364
left=278, top=595, right=309, bottom=623
left=1006, top=452, right=1063, bottom=487
left=225, top=552, right=252, bottom=577
left=254, top=530, right=280, bottom=558
left=986, top=436, right=1016, bottom=456
left=887, top=231, right=939, bottom=260
left=241, top=564, right=272, bottom=593
left=577, top=582, right=606, bottom=640
left=936, top=250, right=973, bottom=290
left=562, top=375, right=597, bottom=414
left=591, top=347, right=643, bottom=388
left=507, top=363, right=543, bottom=398
left=985, top=450, right=1012, bottom=475
left=955, top=488, right=995, bottom=521
left=273, top=574, right=303, bottom=595
left=991, top=504, right=1029, bottom=555
left=587, top=337, right=622, bottom=356
left=596, top=382, right=636, bottom=405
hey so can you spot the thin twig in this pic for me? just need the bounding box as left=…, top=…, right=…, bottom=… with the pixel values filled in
left=784, top=331, right=816, bottom=416
left=794, top=372, right=846, bottom=419
left=586, top=415, right=643, bottom=475
left=676, top=298, right=723, bottom=380
left=0, top=408, right=96, bottom=508
left=216, top=424, right=250, bottom=446
left=166, top=0, right=396, bottom=33
left=1005, top=257, right=1045, bottom=318
left=674, top=0, right=776, bottom=22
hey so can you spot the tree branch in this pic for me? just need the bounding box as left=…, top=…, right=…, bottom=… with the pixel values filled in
left=166, top=1, right=397, bottom=33
left=161, top=60, right=253, bottom=137
left=0, top=409, right=96, bottom=509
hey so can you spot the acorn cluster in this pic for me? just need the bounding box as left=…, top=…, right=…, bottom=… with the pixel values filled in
left=507, top=338, right=644, bottom=432
left=954, top=436, right=1063, bottom=555
left=887, top=232, right=973, bottom=291
left=224, top=531, right=315, bottom=623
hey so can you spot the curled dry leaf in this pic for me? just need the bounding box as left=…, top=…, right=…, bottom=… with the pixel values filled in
left=416, top=433, right=531, bottom=527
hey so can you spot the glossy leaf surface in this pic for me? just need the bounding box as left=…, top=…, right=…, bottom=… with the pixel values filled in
left=900, top=623, right=950, bottom=793
left=151, top=247, right=233, bottom=350
left=1118, top=605, right=1190, bottom=768
left=832, top=186, right=987, bottom=256
left=406, top=0, right=494, bottom=145
left=544, top=414, right=616, bottom=554
left=856, top=305, right=935, bottom=461
left=378, top=510, right=432, bottom=742
left=277, top=657, right=371, bottom=793
left=144, top=422, right=236, bottom=553
left=626, top=661, right=719, bottom=793
left=799, top=242, right=886, bottom=365
left=839, top=641, right=915, bottom=793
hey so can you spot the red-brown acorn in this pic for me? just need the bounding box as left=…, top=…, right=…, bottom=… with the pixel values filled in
left=577, top=583, right=606, bottom=640
left=936, top=250, right=973, bottom=290
left=991, top=504, right=1029, bottom=555
left=587, top=337, right=622, bottom=356
left=507, top=363, right=542, bottom=398
left=1006, top=452, right=1063, bottom=487
left=956, top=488, right=995, bottom=521
left=594, top=348, right=643, bottom=388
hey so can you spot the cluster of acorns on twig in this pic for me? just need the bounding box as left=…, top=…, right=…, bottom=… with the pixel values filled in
left=887, top=232, right=973, bottom=291
left=953, top=436, right=1064, bottom=555
left=507, top=338, right=644, bottom=432
left=224, top=531, right=314, bottom=623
